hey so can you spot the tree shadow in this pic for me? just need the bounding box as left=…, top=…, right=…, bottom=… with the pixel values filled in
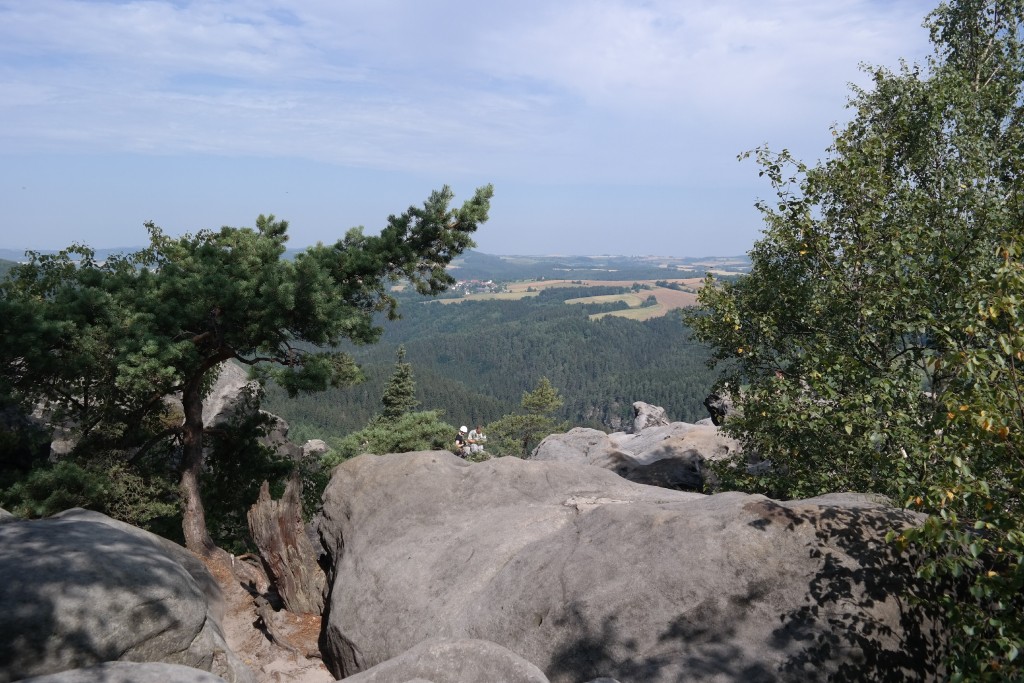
left=546, top=600, right=778, bottom=682
left=765, top=500, right=946, bottom=682
left=0, top=513, right=211, bottom=683
left=544, top=498, right=945, bottom=682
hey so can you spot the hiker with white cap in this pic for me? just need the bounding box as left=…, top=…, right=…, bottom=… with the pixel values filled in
left=454, top=425, right=470, bottom=457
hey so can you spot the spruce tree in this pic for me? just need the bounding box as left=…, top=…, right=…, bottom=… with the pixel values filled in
left=380, top=346, right=419, bottom=421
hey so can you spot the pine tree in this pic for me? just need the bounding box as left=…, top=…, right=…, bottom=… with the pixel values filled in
left=0, top=185, right=492, bottom=557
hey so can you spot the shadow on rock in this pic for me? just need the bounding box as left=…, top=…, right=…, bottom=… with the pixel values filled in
left=757, top=500, right=946, bottom=682
left=0, top=514, right=217, bottom=682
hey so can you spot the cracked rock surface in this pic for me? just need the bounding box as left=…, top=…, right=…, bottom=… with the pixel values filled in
left=316, top=451, right=941, bottom=683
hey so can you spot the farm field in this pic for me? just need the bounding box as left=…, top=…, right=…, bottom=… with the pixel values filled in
left=442, top=277, right=702, bottom=319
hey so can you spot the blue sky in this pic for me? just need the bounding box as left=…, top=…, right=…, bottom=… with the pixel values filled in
left=0, top=0, right=935, bottom=256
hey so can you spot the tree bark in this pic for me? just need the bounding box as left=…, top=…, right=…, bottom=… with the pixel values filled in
left=180, top=370, right=219, bottom=558
left=247, top=472, right=326, bottom=615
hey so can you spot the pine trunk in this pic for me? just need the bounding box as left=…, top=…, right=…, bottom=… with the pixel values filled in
left=180, top=373, right=218, bottom=557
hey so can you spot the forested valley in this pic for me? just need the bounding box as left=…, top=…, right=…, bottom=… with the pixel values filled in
left=262, top=286, right=718, bottom=444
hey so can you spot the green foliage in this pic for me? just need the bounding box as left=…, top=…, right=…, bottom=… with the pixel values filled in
left=322, top=410, right=455, bottom=466
left=897, top=239, right=1024, bottom=680
left=1, top=455, right=178, bottom=529
left=0, top=258, right=17, bottom=281
left=200, top=389, right=296, bottom=554
left=487, top=377, right=569, bottom=458
left=687, top=1, right=1024, bottom=677
left=380, top=346, right=419, bottom=421
left=0, top=185, right=491, bottom=550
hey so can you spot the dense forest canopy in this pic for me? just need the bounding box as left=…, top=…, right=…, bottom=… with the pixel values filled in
left=262, top=287, right=718, bottom=442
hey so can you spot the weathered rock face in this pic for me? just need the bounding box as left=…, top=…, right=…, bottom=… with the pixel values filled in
left=0, top=510, right=253, bottom=683
left=630, top=401, right=669, bottom=432
left=17, top=662, right=229, bottom=683
left=302, top=439, right=330, bottom=459
left=531, top=420, right=741, bottom=491
left=341, top=638, right=550, bottom=683
left=703, top=390, right=737, bottom=426
left=200, top=362, right=303, bottom=461
left=317, top=452, right=943, bottom=682
left=201, top=361, right=259, bottom=428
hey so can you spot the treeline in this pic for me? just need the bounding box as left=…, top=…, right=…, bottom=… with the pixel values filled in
left=0, top=259, right=17, bottom=281
left=262, top=288, right=717, bottom=442
left=445, top=250, right=709, bottom=282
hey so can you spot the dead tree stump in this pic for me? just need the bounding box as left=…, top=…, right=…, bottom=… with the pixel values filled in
left=247, top=472, right=325, bottom=615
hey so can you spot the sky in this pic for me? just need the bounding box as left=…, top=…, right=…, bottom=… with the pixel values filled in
left=0, top=0, right=937, bottom=257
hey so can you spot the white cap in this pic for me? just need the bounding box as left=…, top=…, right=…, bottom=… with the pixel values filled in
left=460, top=426, right=468, bottom=433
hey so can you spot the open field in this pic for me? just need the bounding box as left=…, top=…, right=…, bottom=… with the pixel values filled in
left=564, top=293, right=648, bottom=306
left=503, top=277, right=703, bottom=293
left=435, top=290, right=541, bottom=303
left=438, top=278, right=701, bottom=318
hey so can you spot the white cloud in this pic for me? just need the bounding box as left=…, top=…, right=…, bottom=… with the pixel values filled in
left=0, top=0, right=940, bottom=253
left=0, top=0, right=935, bottom=172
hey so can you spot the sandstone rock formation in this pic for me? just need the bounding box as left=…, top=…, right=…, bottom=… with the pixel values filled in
left=0, top=509, right=254, bottom=683
left=341, top=638, right=550, bottom=683
left=199, top=361, right=303, bottom=461
left=630, top=401, right=669, bottom=432
left=703, top=390, right=737, bottom=426
left=316, top=451, right=942, bottom=682
left=17, top=662, right=229, bottom=683
left=531, top=418, right=741, bottom=491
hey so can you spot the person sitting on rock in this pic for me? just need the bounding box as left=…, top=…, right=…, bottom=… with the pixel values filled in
left=468, top=425, right=487, bottom=454
left=454, top=425, right=470, bottom=457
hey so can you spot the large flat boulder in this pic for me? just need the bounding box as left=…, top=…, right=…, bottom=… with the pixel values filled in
left=342, top=638, right=550, bottom=683
left=0, top=510, right=253, bottom=683
left=317, top=452, right=942, bottom=682
left=17, top=662, right=228, bottom=683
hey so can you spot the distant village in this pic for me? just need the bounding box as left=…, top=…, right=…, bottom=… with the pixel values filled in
left=451, top=279, right=504, bottom=295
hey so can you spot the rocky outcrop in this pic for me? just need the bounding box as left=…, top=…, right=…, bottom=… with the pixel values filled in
left=0, top=510, right=254, bottom=683
left=703, top=389, right=737, bottom=426
left=201, top=361, right=259, bottom=428
left=531, top=418, right=741, bottom=491
left=17, top=662, right=228, bottom=683
left=198, top=362, right=303, bottom=461
left=316, top=451, right=943, bottom=682
left=630, top=401, right=669, bottom=432
left=342, top=638, right=550, bottom=683
left=302, top=439, right=330, bottom=459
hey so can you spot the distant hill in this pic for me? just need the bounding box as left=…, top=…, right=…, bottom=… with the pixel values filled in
left=0, top=258, right=17, bottom=280
left=447, top=251, right=748, bottom=281
left=0, top=247, right=749, bottom=281
left=0, top=247, right=141, bottom=262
